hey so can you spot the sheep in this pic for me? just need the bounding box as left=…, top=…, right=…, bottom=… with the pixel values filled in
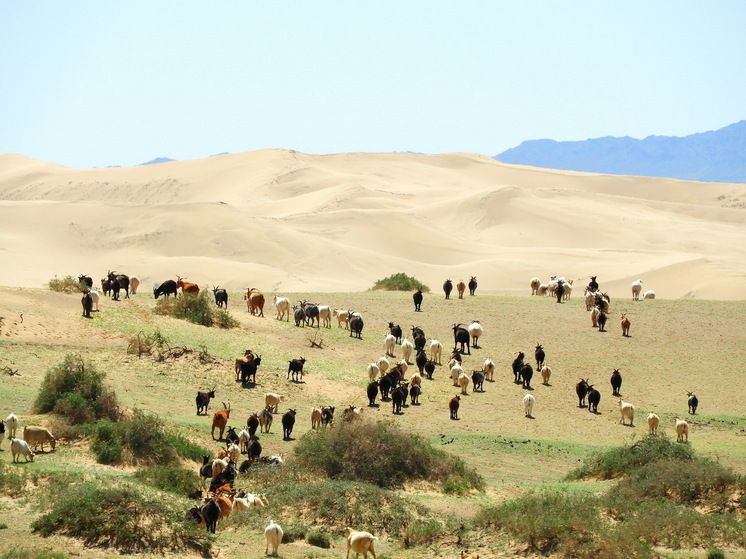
left=621, top=314, right=631, bottom=337
left=675, top=418, right=689, bottom=442
left=265, top=520, right=284, bottom=556
left=610, top=369, right=622, bottom=396
left=5, top=413, right=18, bottom=439
left=366, top=362, right=380, bottom=382
left=429, top=339, right=443, bottom=364
left=450, top=362, right=464, bottom=387
left=400, top=338, right=414, bottom=364
left=468, top=321, right=483, bottom=348
left=449, top=395, right=460, bottom=420
left=530, top=277, right=541, bottom=296
left=344, top=527, right=378, bottom=559
left=587, top=385, right=600, bottom=413
left=618, top=399, right=635, bottom=426
left=647, top=413, right=660, bottom=435
left=482, top=358, right=495, bottom=381
left=523, top=394, right=535, bottom=418
left=384, top=334, right=396, bottom=357
left=376, top=356, right=390, bottom=375
left=687, top=391, right=699, bottom=415
left=10, top=438, right=35, bottom=462
left=264, top=393, right=285, bottom=414
left=458, top=372, right=470, bottom=395
left=631, top=279, right=643, bottom=301
left=540, top=364, right=552, bottom=386
left=643, top=290, right=656, bottom=299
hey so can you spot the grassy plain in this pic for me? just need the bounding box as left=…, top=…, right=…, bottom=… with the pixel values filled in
left=1, top=286, right=745, bottom=558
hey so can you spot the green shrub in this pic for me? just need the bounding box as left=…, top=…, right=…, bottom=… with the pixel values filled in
left=708, top=549, right=726, bottom=559
left=474, top=490, right=602, bottom=555
left=306, top=531, right=331, bottom=548
left=154, top=291, right=238, bottom=328
left=403, top=518, right=449, bottom=548
left=608, top=457, right=738, bottom=508
left=1, top=551, right=70, bottom=559
left=371, top=273, right=430, bottom=292
left=89, top=411, right=208, bottom=466
left=31, top=481, right=210, bottom=554
left=33, top=353, right=119, bottom=424
left=567, top=434, right=695, bottom=480
left=292, top=419, right=483, bottom=491
left=281, top=525, right=307, bottom=543
left=134, top=466, right=201, bottom=497
left=47, top=275, right=86, bottom=293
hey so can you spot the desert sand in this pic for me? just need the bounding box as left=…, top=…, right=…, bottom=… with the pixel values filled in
left=1, top=149, right=744, bottom=299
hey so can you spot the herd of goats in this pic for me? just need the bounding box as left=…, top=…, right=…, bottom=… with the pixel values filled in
left=27, top=270, right=693, bottom=546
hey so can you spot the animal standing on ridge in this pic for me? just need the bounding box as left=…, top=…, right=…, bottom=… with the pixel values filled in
left=443, top=279, right=453, bottom=299
left=468, top=276, right=478, bottom=295
left=413, top=288, right=423, bottom=312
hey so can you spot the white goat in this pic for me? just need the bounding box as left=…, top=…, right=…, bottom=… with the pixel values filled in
left=523, top=394, right=535, bottom=418
left=429, top=339, right=443, bottom=364
left=540, top=364, right=552, bottom=385
left=333, top=309, right=350, bottom=329
left=5, top=413, right=18, bottom=439
left=11, top=438, right=35, bottom=462
left=273, top=296, right=291, bottom=321
left=400, top=338, right=414, bottom=364
left=530, top=277, right=541, bottom=296
left=376, top=356, right=390, bottom=374
left=458, top=372, right=470, bottom=395
left=618, top=399, right=635, bottom=426
left=366, top=362, right=380, bottom=382
left=318, top=305, right=332, bottom=328
left=264, top=393, right=285, bottom=413
left=450, top=363, right=464, bottom=387
left=631, top=279, right=643, bottom=301
left=344, top=527, right=378, bottom=559
left=675, top=418, right=689, bottom=442
left=468, top=321, right=483, bottom=348
left=647, top=413, right=660, bottom=435
left=482, top=358, right=495, bottom=382
left=384, top=334, right=396, bottom=357
left=238, top=429, right=251, bottom=453
left=585, top=290, right=596, bottom=311
left=643, top=290, right=656, bottom=299
left=264, top=520, right=284, bottom=556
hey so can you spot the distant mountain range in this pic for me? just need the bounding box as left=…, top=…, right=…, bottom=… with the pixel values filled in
left=495, top=120, right=746, bottom=183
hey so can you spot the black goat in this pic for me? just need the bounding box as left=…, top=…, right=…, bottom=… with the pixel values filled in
left=246, top=413, right=259, bottom=438
left=587, top=385, right=601, bottom=413
left=452, top=324, right=470, bottom=355
left=153, top=279, right=178, bottom=299
left=410, top=384, right=421, bottom=405
left=388, top=322, right=402, bottom=344
left=576, top=378, right=590, bottom=407
left=321, top=406, right=335, bottom=426
left=519, top=363, right=533, bottom=389
left=212, top=286, right=228, bottom=308
left=415, top=348, right=427, bottom=374
left=413, top=288, right=423, bottom=312
left=195, top=389, right=216, bottom=415
left=443, top=279, right=453, bottom=299
left=472, top=370, right=485, bottom=392
left=349, top=315, right=364, bottom=339
left=588, top=276, right=599, bottom=292
left=687, top=391, right=699, bottom=414
left=248, top=437, right=262, bottom=461
left=512, top=352, right=525, bottom=383
left=301, top=301, right=319, bottom=328
left=535, top=344, right=545, bottom=370
left=367, top=381, right=379, bottom=406
left=392, top=384, right=407, bottom=414
left=78, top=275, right=93, bottom=288
left=597, top=311, right=607, bottom=332
left=189, top=499, right=220, bottom=534
left=610, top=369, right=622, bottom=396
left=468, top=276, right=477, bottom=296
left=287, top=358, right=306, bottom=382
left=424, top=359, right=436, bottom=380
left=239, top=355, right=262, bottom=385
left=107, top=271, right=130, bottom=300
left=81, top=290, right=93, bottom=318
left=282, top=409, right=296, bottom=440
left=293, top=305, right=306, bottom=327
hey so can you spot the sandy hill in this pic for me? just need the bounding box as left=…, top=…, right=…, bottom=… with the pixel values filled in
left=1, top=149, right=745, bottom=298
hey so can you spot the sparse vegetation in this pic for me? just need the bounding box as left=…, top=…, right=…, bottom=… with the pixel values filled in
left=371, top=272, right=429, bottom=292
left=292, top=419, right=483, bottom=492
left=31, top=480, right=210, bottom=554
left=134, top=465, right=202, bottom=497
left=154, top=291, right=239, bottom=328
left=46, top=275, right=86, bottom=293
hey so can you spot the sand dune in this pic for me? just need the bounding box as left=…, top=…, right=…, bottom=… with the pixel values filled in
left=1, top=149, right=744, bottom=298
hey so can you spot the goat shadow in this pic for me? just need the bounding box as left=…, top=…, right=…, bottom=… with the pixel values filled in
left=525, top=415, right=536, bottom=420
left=288, top=379, right=306, bottom=385
left=367, top=403, right=380, bottom=408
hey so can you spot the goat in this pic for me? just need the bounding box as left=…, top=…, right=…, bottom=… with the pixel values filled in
left=321, top=406, right=335, bottom=426
left=265, top=393, right=285, bottom=414
left=245, top=288, right=265, bottom=317
left=318, top=305, right=332, bottom=328
left=258, top=407, right=273, bottom=433
left=400, top=338, right=414, bottom=364
left=153, top=279, right=178, bottom=298
left=107, top=271, right=130, bottom=300
left=273, top=295, right=291, bottom=321
left=392, top=383, right=407, bottom=414
left=333, top=309, right=350, bottom=329
left=687, top=391, right=699, bottom=415
left=81, top=290, right=93, bottom=318
left=212, top=286, right=228, bottom=308
left=265, top=520, right=284, bottom=556
left=349, top=315, right=364, bottom=339
left=675, top=417, right=689, bottom=442
left=530, top=277, right=541, bottom=296
left=384, top=333, right=396, bottom=357
left=647, top=413, right=660, bottom=435
left=22, top=426, right=57, bottom=452
left=301, top=301, right=320, bottom=327
left=388, top=322, right=402, bottom=344
left=429, top=339, right=443, bottom=364
left=443, top=279, right=453, bottom=299
left=540, top=364, right=551, bottom=385
left=246, top=413, right=259, bottom=438
left=523, top=393, right=535, bottom=418
left=597, top=311, right=607, bottom=332
left=519, top=363, right=533, bottom=389
left=588, top=275, right=599, bottom=292
left=576, top=379, right=590, bottom=407
left=471, top=370, right=485, bottom=392
left=468, top=321, right=483, bottom=348
left=11, top=438, right=35, bottom=462
left=189, top=499, right=220, bottom=534
left=449, top=395, right=460, bottom=420
left=452, top=323, right=470, bottom=355
left=366, top=362, right=380, bottom=382
left=5, top=413, right=18, bottom=439
left=413, top=288, right=423, bottom=311
left=618, top=399, right=635, bottom=426
left=456, top=279, right=466, bottom=299
left=631, top=279, right=643, bottom=300
left=211, top=403, right=231, bottom=440
left=482, top=358, right=495, bottom=381
left=78, top=274, right=93, bottom=289
left=534, top=344, right=545, bottom=370
left=344, top=527, right=378, bottom=559
left=621, top=314, right=631, bottom=337
left=367, top=381, right=379, bottom=406
left=176, top=275, right=199, bottom=295
left=281, top=409, right=296, bottom=440
left=643, top=290, right=656, bottom=299
left=468, top=276, right=478, bottom=296
left=195, top=388, right=216, bottom=415
left=458, top=372, right=470, bottom=395
left=511, top=352, right=525, bottom=384
left=610, top=369, right=622, bottom=396
left=587, top=385, right=600, bottom=413
left=287, top=357, right=306, bottom=382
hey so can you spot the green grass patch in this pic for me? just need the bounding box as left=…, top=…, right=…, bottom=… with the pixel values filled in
left=154, top=291, right=239, bottom=328
left=0, top=464, right=27, bottom=497
left=133, top=465, right=202, bottom=497
left=293, top=419, right=483, bottom=492
left=1, top=551, right=70, bottom=559
left=371, top=272, right=429, bottom=292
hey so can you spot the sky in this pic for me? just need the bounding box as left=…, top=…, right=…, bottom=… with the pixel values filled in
left=1, top=2, right=745, bottom=169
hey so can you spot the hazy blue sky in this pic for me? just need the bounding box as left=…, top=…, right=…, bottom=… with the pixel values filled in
left=2, top=2, right=744, bottom=168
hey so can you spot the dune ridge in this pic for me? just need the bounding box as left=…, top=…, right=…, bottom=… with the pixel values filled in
left=1, top=149, right=744, bottom=298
